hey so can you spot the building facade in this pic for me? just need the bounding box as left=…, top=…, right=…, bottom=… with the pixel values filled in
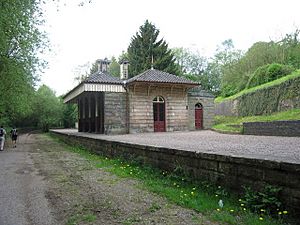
left=64, top=59, right=214, bottom=134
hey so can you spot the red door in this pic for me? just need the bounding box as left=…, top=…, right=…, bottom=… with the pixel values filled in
left=195, top=103, right=203, bottom=129
left=153, top=96, right=166, bottom=132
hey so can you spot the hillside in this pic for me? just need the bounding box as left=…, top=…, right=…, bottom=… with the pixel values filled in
left=214, top=70, right=300, bottom=117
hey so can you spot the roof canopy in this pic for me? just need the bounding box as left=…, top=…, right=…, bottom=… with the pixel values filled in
left=63, top=69, right=199, bottom=103
left=126, top=69, right=199, bottom=86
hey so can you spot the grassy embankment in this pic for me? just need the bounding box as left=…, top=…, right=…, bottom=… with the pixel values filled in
left=213, top=71, right=300, bottom=133
left=213, top=108, right=300, bottom=134
left=50, top=134, right=291, bottom=225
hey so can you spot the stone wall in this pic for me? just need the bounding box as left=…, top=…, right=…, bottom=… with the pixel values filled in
left=243, top=120, right=300, bottom=137
left=104, top=92, right=127, bottom=134
left=128, top=84, right=189, bottom=133
left=215, top=74, right=300, bottom=117
left=52, top=131, right=300, bottom=217
left=188, top=88, right=215, bottom=129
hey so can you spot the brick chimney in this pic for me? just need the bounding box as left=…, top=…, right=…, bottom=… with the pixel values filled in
left=120, top=59, right=129, bottom=80
left=96, top=58, right=110, bottom=72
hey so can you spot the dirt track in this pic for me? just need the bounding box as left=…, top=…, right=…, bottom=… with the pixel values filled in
left=0, top=133, right=217, bottom=225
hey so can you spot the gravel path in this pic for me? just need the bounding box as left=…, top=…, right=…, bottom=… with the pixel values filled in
left=0, top=134, right=57, bottom=225
left=0, top=133, right=219, bottom=225
left=55, top=129, right=300, bottom=164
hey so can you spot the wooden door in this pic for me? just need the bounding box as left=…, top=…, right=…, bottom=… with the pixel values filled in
left=195, top=103, right=203, bottom=129
left=153, top=96, right=166, bottom=132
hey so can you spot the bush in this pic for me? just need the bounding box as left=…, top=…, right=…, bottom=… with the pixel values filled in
left=246, top=64, right=294, bottom=89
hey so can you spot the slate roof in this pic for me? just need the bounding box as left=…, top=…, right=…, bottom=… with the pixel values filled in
left=126, top=69, right=199, bottom=85
left=84, top=71, right=123, bottom=84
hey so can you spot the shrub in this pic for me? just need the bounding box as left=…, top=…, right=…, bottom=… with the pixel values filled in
left=246, top=64, right=294, bottom=89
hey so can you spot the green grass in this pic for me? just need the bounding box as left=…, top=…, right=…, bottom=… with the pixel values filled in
left=49, top=134, right=290, bottom=225
left=215, top=70, right=300, bottom=103
left=213, top=108, right=300, bottom=133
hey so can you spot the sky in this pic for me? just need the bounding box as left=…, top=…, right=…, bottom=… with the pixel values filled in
left=40, top=0, right=300, bottom=96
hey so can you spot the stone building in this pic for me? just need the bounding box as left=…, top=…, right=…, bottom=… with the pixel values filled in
left=63, top=59, right=214, bottom=134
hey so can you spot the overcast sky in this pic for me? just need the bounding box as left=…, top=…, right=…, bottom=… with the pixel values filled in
left=40, top=0, right=300, bottom=96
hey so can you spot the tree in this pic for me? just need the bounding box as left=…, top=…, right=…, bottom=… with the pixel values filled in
left=108, top=56, right=120, bottom=77
left=32, top=85, right=64, bottom=131
left=127, top=20, right=179, bottom=77
left=0, top=0, right=47, bottom=125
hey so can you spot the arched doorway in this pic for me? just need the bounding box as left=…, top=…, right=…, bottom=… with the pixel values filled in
left=153, top=96, right=166, bottom=132
left=195, top=103, right=203, bottom=129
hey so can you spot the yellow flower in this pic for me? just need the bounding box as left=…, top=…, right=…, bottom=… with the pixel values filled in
left=192, top=187, right=196, bottom=190
left=240, top=204, right=244, bottom=207
left=230, top=209, right=234, bottom=212
left=283, top=211, right=288, bottom=214
left=191, top=191, right=194, bottom=195
left=243, top=208, right=246, bottom=211
left=215, top=194, right=218, bottom=197
left=260, top=209, right=265, bottom=212
left=278, top=211, right=282, bottom=215
left=184, top=193, right=187, bottom=197
left=259, top=217, right=264, bottom=220
left=217, top=208, right=220, bottom=211
left=238, top=199, right=242, bottom=202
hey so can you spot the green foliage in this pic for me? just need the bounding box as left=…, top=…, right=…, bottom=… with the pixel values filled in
left=172, top=47, right=220, bottom=95
left=240, top=185, right=283, bottom=216
left=62, top=102, right=77, bottom=128
left=247, top=64, right=295, bottom=89
left=108, top=56, right=120, bottom=77
left=219, top=30, right=300, bottom=97
left=32, top=85, right=64, bottom=131
left=127, top=20, right=179, bottom=77
left=0, top=0, right=47, bottom=126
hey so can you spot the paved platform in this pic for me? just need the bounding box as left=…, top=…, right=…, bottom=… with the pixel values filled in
left=52, top=129, right=300, bottom=164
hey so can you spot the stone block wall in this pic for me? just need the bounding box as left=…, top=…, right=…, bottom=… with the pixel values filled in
left=104, top=92, right=127, bottom=134
left=52, top=131, right=300, bottom=217
left=243, top=120, right=300, bottom=137
left=128, top=84, right=189, bottom=133
left=188, top=94, right=215, bottom=129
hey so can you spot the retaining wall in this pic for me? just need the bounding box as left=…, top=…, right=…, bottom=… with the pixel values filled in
left=243, top=120, right=300, bottom=137
left=51, top=131, right=300, bottom=217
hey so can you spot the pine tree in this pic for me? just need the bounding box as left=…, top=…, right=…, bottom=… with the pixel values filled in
left=127, top=20, right=179, bottom=77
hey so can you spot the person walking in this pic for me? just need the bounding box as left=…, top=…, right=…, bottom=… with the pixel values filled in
left=0, top=126, right=6, bottom=151
left=10, top=127, right=18, bottom=148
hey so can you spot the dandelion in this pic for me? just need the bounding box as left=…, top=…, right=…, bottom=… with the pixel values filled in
left=216, top=208, right=220, bottom=211
left=192, top=187, right=196, bottom=190
left=243, top=208, right=246, bottom=211
left=184, top=193, right=187, bottom=197
left=238, top=199, right=242, bottom=202
left=260, top=209, right=265, bottom=212
left=283, top=211, right=288, bottom=214
left=240, top=203, right=244, bottom=207
left=191, top=191, right=194, bottom=195
left=259, top=217, right=264, bottom=220
left=215, top=194, right=218, bottom=197
left=130, top=172, right=133, bottom=175
left=230, top=209, right=234, bottom=212
left=278, top=211, right=282, bottom=215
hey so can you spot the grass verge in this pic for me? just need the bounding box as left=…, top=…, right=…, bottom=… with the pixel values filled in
left=213, top=108, right=300, bottom=133
left=49, top=134, right=291, bottom=225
